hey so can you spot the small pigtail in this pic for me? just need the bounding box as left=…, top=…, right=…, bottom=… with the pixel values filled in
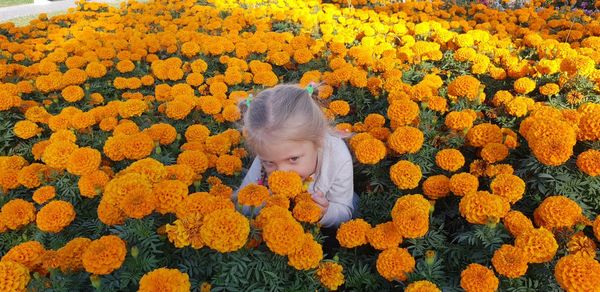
left=237, top=93, right=253, bottom=119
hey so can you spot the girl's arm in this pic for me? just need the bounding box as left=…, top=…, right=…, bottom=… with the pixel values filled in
left=319, top=159, right=355, bottom=228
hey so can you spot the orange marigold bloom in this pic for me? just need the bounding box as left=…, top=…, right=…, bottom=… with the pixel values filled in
left=264, top=194, right=291, bottom=209
left=447, top=75, right=482, bottom=101
left=97, top=199, right=126, bottom=226
left=66, top=147, right=101, bottom=176
left=503, top=210, right=534, bottom=238
left=435, top=149, right=465, bottom=172
left=329, top=100, right=350, bottom=116
left=554, top=254, right=600, bottom=292
left=166, top=164, right=197, bottom=186
left=254, top=205, right=294, bottom=229
left=165, top=219, right=191, bottom=248
left=422, top=175, right=450, bottom=199
left=144, top=123, right=177, bottom=145
left=262, top=216, right=305, bottom=256
left=491, top=244, right=528, bottom=278
left=376, top=247, right=415, bottom=281
left=237, top=183, right=269, bottom=207
left=387, top=99, right=419, bottom=125
left=36, top=200, right=76, bottom=233
left=116, top=60, right=135, bottom=73
left=367, top=221, right=403, bottom=250
left=56, top=237, right=91, bottom=273
left=336, top=218, right=371, bottom=248
left=533, top=195, right=583, bottom=230
left=567, top=232, right=597, bottom=258
left=405, top=280, right=441, bottom=292
left=204, top=134, right=232, bottom=155
left=513, top=77, right=536, bottom=94
left=485, top=164, right=514, bottom=178
left=490, top=174, right=525, bottom=204
left=42, top=140, right=78, bottom=169
left=153, top=180, right=189, bottom=214
left=292, top=200, right=322, bottom=224
left=61, top=85, right=84, bottom=103
left=0, top=198, right=36, bottom=230
left=387, top=126, right=424, bottom=154
left=222, top=104, right=241, bottom=122
left=316, top=262, right=345, bottom=291
left=354, top=138, right=386, bottom=165
left=215, top=154, right=242, bottom=176
left=165, top=100, right=192, bottom=120
left=17, top=163, right=48, bottom=189
left=138, top=268, right=191, bottom=292
left=390, top=160, right=422, bottom=190
left=14, top=120, right=41, bottom=139
left=459, top=191, right=510, bottom=225
left=515, top=227, right=558, bottom=263
left=480, top=142, right=509, bottom=163
left=176, top=150, right=209, bottom=175
left=268, top=170, right=303, bottom=198
left=539, top=83, right=560, bottom=96
left=76, top=170, right=110, bottom=198
left=85, top=62, right=107, bottom=78
left=576, top=149, right=600, bottom=176
left=466, top=123, right=503, bottom=147
left=449, top=172, right=479, bottom=196
left=0, top=260, right=30, bottom=291
left=32, top=185, right=56, bottom=204
left=82, top=235, right=127, bottom=275
left=460, top=263, right=498, bottom=292
left=288, top=233, right=323, bottom=270
left=118, top=99, right=147, bottom=119
left=200, top=208, right=249, bottom=253
left=209, top=183, right=232, bottom=199
left=1, top=241, right=45, bottom=272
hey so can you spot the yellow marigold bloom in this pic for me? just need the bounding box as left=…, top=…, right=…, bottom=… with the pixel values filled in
left=237, top=183, right=269, bottom=207
left=490, top=174, right=525, bottom=204
left=153, top=180, right=189, bottom=215
left=14, top=120, right=41, bottom=139
left=32, top=140, right=51, bottom=160
left=422, top=175, right=450, bottom=200
left=444, top=110, right=476, bottom=131
left=32, top=185, right=55, bottom=204
left=576, top=149, right=600, bottom=176
left=390, top=160, right=422, bottom=190
left=555, top=254, right=600, bottom=292
left=1, top=240, right=45, bottom=271
left=288, top=233, right=323, bottom=270
left=200, top=208, right=249, bottom=253
left=42, top=140, right=78, bottom=169
left=61, top=85, right=84, bottom=103
left=36, top=200, right=76, bottom=233
left=166, top=219, right=191, bottom=248
left=533, top=195, right=583, bottom=230
left=262, top=216, right=305, bottom=256
left=491, top=244, right=528, bottom=278
left=466, top=123, right=503, bottom=147
left=0, top=198, right=36, bottom=230
left=449, top=172, right=479, bottom=196
left=336, top=218, right=371, bottom=248
left=66, top=147, right=101, bottom=176
left=393, top=203, right=430, bottom=238
left=0, top=260, right=30, bottom=292
left=57, top=237, right=91, bottom=273
left=513, top=77, right=536, bottom=94
left=505, top=96, right=531, bottom=117
left=367, top=221, right=403, bottom=251
left=459, top=191, right=510, bottom=225
left=292, top=200, right=322, bottom=224
left=460, top=263, right=498, bottom=292
left=539, top=83, right=560, bottom=96
left=215, top=154, right=242, bottom=176
left=138, top=267, right=191, bottom=292
left=177, top=150, right=209, bottom=174
left=447, top=75, right=481, bottom=101
left=354, top=138, right=386, bottom=165
left=82, top=235, right=126, bottom=275
left=268, top=170, right=303, bottom=199
left=387, top=126, right=424, bottom=154
left=329, top=100, right=350, bottom=116
left=480, top=142, right=509, bottom=163
left=405, top=280, right=441, bottom=292
left=316, top=262, right=345, bottom=291
left=435, top=149, right=465, bottom=172
left=515, top=227, right=558, bottom=263
left=567, top=232, right=597, bottom=258
left=376, top=247, right=415, bottom=281
left=387, top=99, right=419, bottom=126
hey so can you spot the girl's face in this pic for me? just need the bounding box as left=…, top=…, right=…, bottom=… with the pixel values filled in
left=257, top=139, right=319, bottom=180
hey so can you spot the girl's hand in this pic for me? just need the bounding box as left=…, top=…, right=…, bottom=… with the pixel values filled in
left=311, top=190, right=329, bottom=216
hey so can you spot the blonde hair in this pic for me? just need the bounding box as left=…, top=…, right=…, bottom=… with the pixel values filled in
left=239, top=83, right=328, bottom=155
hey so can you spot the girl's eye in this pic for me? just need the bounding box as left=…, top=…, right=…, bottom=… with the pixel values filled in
left=262, top=161, right=274, bottom=167
left=289, top=156, right=299, bottom=162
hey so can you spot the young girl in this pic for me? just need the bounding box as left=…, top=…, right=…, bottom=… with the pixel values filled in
left=233, top=83, right=358, bottom=230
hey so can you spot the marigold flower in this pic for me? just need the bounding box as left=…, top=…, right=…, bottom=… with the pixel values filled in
left=367, top=221, right=403, bottom=250
left=254, top=205, right=294, bottom=229
left=466, top=123, right=503, bottom=147
left=0, top=198, right=36, bottom=230
left=460, top=263, right=498, bottom=292
left=237, top=183, right=269, bottom=207
left=390, top=160, right=422, bottom=190
left=0, top=261, right=30, bottom=291
left=480, top=142, right=509, bottom=163
left=387, top=126, right=424, bottom=154
left=448, top=75, right=481, bottom=101
left=82, top=235, right=127, bottom=275
left=215, top=154, right=242, bottom=176
left=177, top=150, right=209, bottom=174
left=329, top=100, right=350, bottom=116
left=42, top=140, right=78, bottom=169
left=539, top=83, right=560, bottom=96
left=288, top=233, right=323, bottom=270
left=555, top=254, right=600, bottom=292
left=422, top=175, right=450, bottom=199
left=491, top=244, right=528, bottom=278
left=459, top=191, right=510, bottom=225
left=449, top=172, right=479, bottom=196
left=121, top=158, right=167, bottom=184
left=576, top=149, right=600, bottom=176
left=61, top=85, right=85, bottom=103
left=165, top=100, right=192, bottom=120
left=14, top=120, right=41, bottom=139
left=376, top=247, right=415, bottom=281
left=36, top=200, right=76, bottom=233
left=262, top=216, right=305, bottom=256
left=515, top=227, right=558, bottom=263
left=138, top=267, right=191, bottom=292
left=502, top=210, right=534, bottom=238
left=387, top=99, right=419, bottom=126
left=166, top=219, right=192, bottom=248
left=292, top=200, right=322, bottom=224
left=264, top=195, right=291, bottom=209
left=32, top=185, right=56, bottom=204
left=66, top=147, right=101, bottom=176
left=268, top=170, right=303, bottom=198
left=122, top=132, right=154, bottom=160
left=513, top=77, right=536, bottom=94
left=533, top=195, right=583, bottom=230
left=354, top=138, right=386, bottom=164
left=435, top=149, right=465, bottom=172
left=405, top=280, right=441, bottom=292
left=567, top=232, right=597, bottom=258
left=56, top=237, right=91, bottom=273
left=17, top=163, right=48, bottom=189
left=200, top=208, right=249, bottom=253
left=316, top=262, right=345, bottom=291
left=97, top=199, right=126, bottom=226
left=336, top=218, right=371, bottom=248
left=490, top=174, right=525, bottom=204
left=153, top=180, right=189, bottom=215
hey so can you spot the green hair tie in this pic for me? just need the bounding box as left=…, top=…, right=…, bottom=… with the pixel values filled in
left=246, top=94, right=253, bottom=107
left=306, top=83, right=315, bottom=96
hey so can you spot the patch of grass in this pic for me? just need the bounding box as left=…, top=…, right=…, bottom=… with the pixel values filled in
left=0, top=0, right=33, bottom=8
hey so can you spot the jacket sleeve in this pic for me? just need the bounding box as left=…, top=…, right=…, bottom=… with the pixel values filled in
left=318, top=159, right=355, bottom=228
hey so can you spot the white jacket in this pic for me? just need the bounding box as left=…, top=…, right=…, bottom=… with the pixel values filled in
left=233, top=133, right=356, bottom=228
